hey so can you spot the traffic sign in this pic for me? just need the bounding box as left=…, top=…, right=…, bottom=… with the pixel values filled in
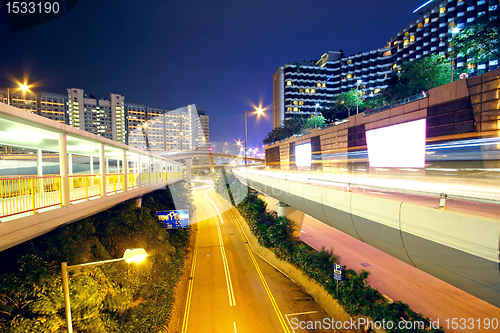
left=334, top=273, right=342, bottom=281
left=157, top=210, right=189, bottom=229
left=334, top=263, right=342, bottom=275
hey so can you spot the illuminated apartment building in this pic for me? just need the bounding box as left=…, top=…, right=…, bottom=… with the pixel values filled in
left=126, top=104, right=208, bottom=152
left=273, top=0, right=500, bottom=128
left=0, top=89, right=67, bottom=123
left=67, top=88, right=126, bottom=143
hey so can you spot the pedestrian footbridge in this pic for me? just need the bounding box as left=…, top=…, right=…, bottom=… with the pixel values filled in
left=0, top=103, right=184, bottom=252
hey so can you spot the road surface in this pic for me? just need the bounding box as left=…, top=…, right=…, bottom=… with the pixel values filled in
left=178, top=184, right=364, bottom=333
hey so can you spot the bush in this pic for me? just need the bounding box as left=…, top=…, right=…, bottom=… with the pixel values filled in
left=0, top=184, right=193, bottom=333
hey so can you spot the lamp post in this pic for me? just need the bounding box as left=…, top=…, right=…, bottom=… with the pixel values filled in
left=5, top=82, right=31, bottom=106
left=450, top=27, right=460, bottom=83
left=244, top=108, right=263, bottom=168
left=356, top=79, right=363, bottom=114
left=61, top=248, right=148, bottom=333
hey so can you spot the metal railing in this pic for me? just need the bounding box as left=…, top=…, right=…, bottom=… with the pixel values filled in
left=0, top=175, right=62, bottom=218
left=69, top=174, right=101, bottom=202
left=0, top=170, right=184, bottom=219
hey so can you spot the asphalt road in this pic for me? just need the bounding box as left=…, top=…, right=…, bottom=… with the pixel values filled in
left=263, top=196, right=500, bottom=333
left=179, top=185, right=365, bottom=333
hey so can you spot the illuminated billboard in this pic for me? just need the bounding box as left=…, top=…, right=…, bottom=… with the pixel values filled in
left=365, top=119, right=426, bottom=168
left=295, top=143, right=312, bottom=167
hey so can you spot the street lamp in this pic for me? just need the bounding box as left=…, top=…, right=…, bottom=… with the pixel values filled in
left=61, top=248, right=148, bottom=333
left=356, top=79, right=363, bottom=115
left=244, top=107, right=263, bottom=168
left=6, top=82, right=31, bottom=106
left=450, top=27, right=461, bottom=83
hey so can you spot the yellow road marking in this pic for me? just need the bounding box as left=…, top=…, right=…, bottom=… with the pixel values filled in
left=205, top=188, right=236, bottom=306
left=181, top=226, right=200, bottom=333
left=209, top=189, right=292, bottom=333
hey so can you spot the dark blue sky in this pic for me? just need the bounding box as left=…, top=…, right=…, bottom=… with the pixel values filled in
left=0, top=0, right=426, bottom=149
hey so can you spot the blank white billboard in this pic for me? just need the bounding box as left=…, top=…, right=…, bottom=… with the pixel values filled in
left=365, top=119, right=427, bottom=168
left=295, top=143, right=312, bottom=167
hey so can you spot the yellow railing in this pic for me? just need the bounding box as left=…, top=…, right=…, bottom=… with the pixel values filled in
left=128, top=173, right=138, bottom=189
left=0, top=170, right=183, bottom=219
left=105, top=173, right=124, bottom=194
left=69, top=174, right=101, bottom=202
left=0, top=175, right=61, bottom=218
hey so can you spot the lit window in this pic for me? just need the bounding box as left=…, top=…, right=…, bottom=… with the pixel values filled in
left=424, top=17, right=429, bottom=24
left=293, top=101, right=298, bottom=105
left=417, top=22, right=423, bottom=28
left=293, top=107, right=299, bottom=112
left=286, top=81, right=292, bottom=86
left=305, top=88, right=310, bottom=93
left=322, top=83, right=326, bottom=87
left=439, top=7, right=446, bottom=14
left=404, top=31, right=409, bottom=37
left=299, top=88, right=304, bottom=92
left=403, top=39, right=410, bottom=46
left=410, top=35, right=415, bottom=42
left=347, top=59, right=352, bottom=64
left=287, top=107, right=292, bottom=111
left=311, top=89, right=316, bottom=94
left=374, top=88, right=381, bottom=94
left=346, top=74, right=352, bottom=79
left=317, top=82, right=321, bottom=87
left=299, top=101, right=304, bottom=105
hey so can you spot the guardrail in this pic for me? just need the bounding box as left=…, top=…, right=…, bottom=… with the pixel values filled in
left=0, top=171, right=184, bottom=219
left=0, top=175, right=62, bottom=218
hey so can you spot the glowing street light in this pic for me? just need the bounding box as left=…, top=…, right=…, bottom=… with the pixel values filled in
left=244, top=107, right=264, bottom=168
left=61, top=248, right=148, bottom=333
left=6, top=81, right=32, bottom=106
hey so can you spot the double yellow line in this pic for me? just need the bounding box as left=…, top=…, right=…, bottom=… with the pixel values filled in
left=206, top=188, right=236, bottom=306
left=181, top=229, right=200, bottom=333
left=213, top=191, right=291, bottom=333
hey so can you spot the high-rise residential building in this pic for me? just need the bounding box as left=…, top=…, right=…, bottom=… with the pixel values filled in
left=273, top=0, right=500, bottom=128
left=126, top=104, right=208, bottom=152
left=196, top=108, right=210, bottom=148
left=1, top=86, right=208, bottom=152
left=0, top=89, right=67, bottom=124
left=67, top=88, right=126, bottom=143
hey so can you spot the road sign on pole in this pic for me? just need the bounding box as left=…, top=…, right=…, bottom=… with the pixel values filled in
left=157, top=210, right=189, bottom=229
left=334, top=264, right=342, bottom=295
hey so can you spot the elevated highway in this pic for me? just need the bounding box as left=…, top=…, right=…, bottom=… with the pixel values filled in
left=234, top=167, right=500, bottom=308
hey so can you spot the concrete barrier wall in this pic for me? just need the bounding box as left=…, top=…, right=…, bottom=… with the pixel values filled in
left=234, top=169, right=500, bottom=308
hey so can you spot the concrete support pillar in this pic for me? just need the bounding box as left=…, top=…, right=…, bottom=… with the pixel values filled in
left=147, top=156, right=151, bottom=185
left=59, top=133, right=70, bottom=207
left=186, top=158, right=192, bottom=181
left=276, top=202, right=304, bottom=238
left=68, top=153, right=73, bottom=189
left=37, top=149, right=44, bottom=194
left=123, top=150, right=128, bottom=191
left=137, top=154, right=141, bottom=187
left=99, top=144, right=106, bottom=197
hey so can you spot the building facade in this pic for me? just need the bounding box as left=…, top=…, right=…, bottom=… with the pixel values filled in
left=126, top=104, right=209, bottom=153
left=273, top=0, right=500, bottom=128
left=67, top=88, right=126, bottom=143
left=0, top=89, right=67, bottom=124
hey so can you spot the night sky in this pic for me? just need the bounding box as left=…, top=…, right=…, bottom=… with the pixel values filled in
left=0, top=0, right=426, bottom=150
